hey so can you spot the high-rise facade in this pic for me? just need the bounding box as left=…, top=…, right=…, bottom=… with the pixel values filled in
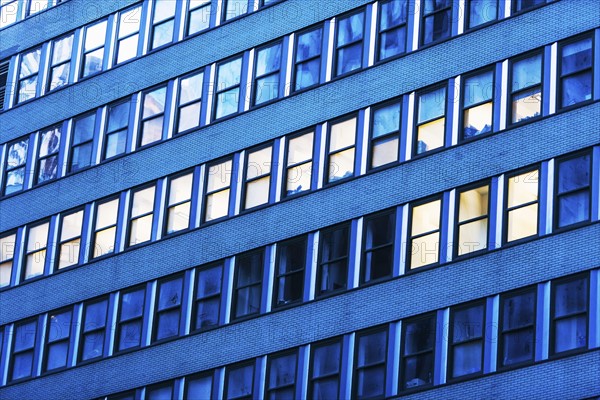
left=0, top=0, right=599, bottom=399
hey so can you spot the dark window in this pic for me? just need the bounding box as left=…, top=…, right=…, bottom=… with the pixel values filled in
left=455, top=183, right=490, bottom=256
left=177, top=70, right=204, bottom=134
left=203, top=158, right=233, bottom=222
left=310, top=338, right=342, bottom=400
left=267, top=350, right=298, bottom=399
left=0, top=232, right=17, bottom=288
left=153, top=275, right=184, bottom=342
left=0, top=58, right=10, bottom=110
left=510, top=52, right=542, bottom=124
left=317, top=223, right=350, bottom=296
left=555, top=151, right=592, bottom=229
left=408, top=197, right=441, bottom=269
left=115, top=286, right=146, bottom=352
left=35, top=125, right=61, bottom=184
left=273, top=236, right=306, bottom=308
left=150, top=0, right=176, bottom=50
left=23, top=221, right=50, bottom=281
left=400, top=313, right=435, bottom=390
left=127, top=185, right=156, bottom=247
left=103, top=100, right=130, bottom=160
left=165, top=171, right=193, bottom=234
left=293, top=26, right=323, bottom=92
left=253, top=41, right=282, bottom=105
left=326, top=116, right=357, bottom=183
left=233, top=250, right=264, bottom=319
left=107, top=391, right=136, bottom=400
left=48, top=34, right=73, bottom=91
left=284, top=130, right=314, bottom=197
left=466, top=0, right=497, bottom=29
left=421, top=0, right=452, bottom=46
left=185, top=372, right=214, bottom=399
left=461, top=69, right=494, bottom=140
left=370, top=100, right=401, bottom=169
left=415, top=86, right=446, bottom=155
left=223, top=0, right=248, bottom=22
left=17, top=47, right=41, bottom=103
left=91, top=197, right=119, bottom=259
left=551, top=274, right=589, bottom=354
left=3, top=138, right=29, bottom=195
left=187, top=0, right=211, bottom=36
left=139, top=86, right=167, bottom=147
left=353, top=327, right=388, bottom=399
left=57, top=209, right=84, bottom=270
left=362, top=209, right=395, bottom=283
left=147, top=382, right=174, bottom=400
left=115, top=5, right=142, bottom=64
left=512, top=0, right=546, bottom=14
left=43, top=308, right=73, bottom=372
left=214, top=56, right=243, bottom=120
left=193, top=262, right=223, bottom=331
left=449, top=302, right=485, bottom=379
left=504, top=168, right=539, bottom=242
left=559, top=35, right=593, bottom=109
left=81, top=20, right=107, bottom=78
left=69, top=112, right=96, bottom=172
left=499, top=287, right=535, bottom=367
left=378, top=0, right=408, bottom=60
left=226, top=361, right=255, bottom=400
left=243, top=144, right=272, bottom=210
left=334, top=10, right=365, bottom=77
left=79, top=297, right=109, bottom=362
left=10, top=318, right=38, bottom=381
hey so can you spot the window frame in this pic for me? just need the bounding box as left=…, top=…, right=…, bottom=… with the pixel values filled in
left=163, top=169, right=194, bottom=236
left=291, top=24, right=324, bottom=93
left=368, top=98, right=402, bottom=171
left=175, top=68, right=205, bottom=135
left=202, top=156, right=233, bottom=223
left=149, top=0, right=177, bottom=51
left=325, top=113, right=358, bottom=185
left=42, top=306, right=73, bottom=373
left=316, top=222, right=351, bottom=297
left=146, top=381, right=175, bottom=399
left=465, top=0, right=498, bottom=31
left=553, top=149, right=593, bottom=230
left=241, top=142, right=274, bottom=211
left=360, top=208, right=396, bottom=284
left=114, top=285, right=147, bottom=354
left=90, top=195, right=120, bottom=260
left=125, top=183, right=156, bottom=248
left=352, top=325, right=389, bottom=399
left=557, top=32, right=595, bottom=111
left=265, top=349, right=299, bottom=399
left=55, top=207, right=85, bottom=271
left=102, top=98, right=131, bottom=161
left=0, top=230, right=18, bottom=289
left=502, top=166, right=540, bottom=245
left=333, top=8, right=366, bottom=78
left=8, top=317, right=38, bottom=382
left=47, top=32, right=74, bottom=92
left=413, top=83, right=448, bottom=157
left=282, top=129, right=315, bottom=199
left=251, top=39, right=284, bottom=107
left=221, top=0, right=250, bottom=23
left=114, top=4, right=142, bottom=65
left=34, top=124, right=62, bottom=185
left=137, top=84, right=168, bottom=149
left=224, top=360, right=256, bottom=400
left=453, top=180, right=491, bottom=259
left=272, top=235, right=307, bottom=309
left=420, top=0, right=453, bottom=47
left=184, top=370, right=214, bottom=399
left=212, top=54, right=244, bottom=121
left=406, top=195, right=443, bottom=271
left=68, top=111, right=97, bottom=174
left=308, top=336, right=343, bottom=400
left=376, top=0, right=409, bottom=62
left=77, top=295, right=110, bottom=364
left=399, top=312, right=436, bottom=392
left=191, top=261, right=224, bottom=333
left=231, top=249, right=264, bottom=320
left=2, top=136, right=29, bottom=196
left=79, top=19, right=108, bottom=79
left=459, top=66, right=495, bottom=142
left=508, top=49, right=544, bottom=126
left=185, top=0, right=212, bottom=37
left=16, top=46, right=41, bottom=104
left=22, top=219, right=50, bottom=282
left=511, top=0, right=548, bottom=15
left=152, top=273, right=185, bottom=343
left=447, top=300, right=486, bottom=381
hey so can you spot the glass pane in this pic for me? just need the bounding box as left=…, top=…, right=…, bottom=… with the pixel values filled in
left=141, top=116, right=164, bottom=146
left=216, top=88, right=240, bottom=119
left=207, top=160, right=233, bottom=191
left=0, top=261, right=12, bottom=287
left=20, top=49, right=41, bottom=77
left=153, top=0, right=176, bottom=22
left=458, top=218, right=488, bottom=255
left=558, top=191, right=590, bottom=227
left=14, top=321, right=37, bottom=351
left=178, top=101, right=202, bottom=133
left=507, top=204, right=538, bottom=242
left=61, top=210, right=83, bottom=241
left=81, top=331, right=105, bottom=360
left=561, top=38, right=592, bottom=75
left=405, top=316, right=435, bottom=354
left=156, top=309, right=180, bottom=340
left=53, top=35, right=73, bottom=64
left=27, top=223, right=49, bottom=251
left=357, top=330, right=386, bottom=367
left=410, top=231, right=439, bottom=268
left=555, top=277, right=588, bottom=317
left=502, top=329, right=534, bottom=366
left=73, top=114, right=95, bottom=145
left=167, top=202, right=191, bottom=233
left=277, top=238, right=306, bottom=274
left=131, top=186, right=155, bottom=217
left=514, top=0, right=545, bottom=12
left=418, top=88, right=446, bottom=122
left=195, top=297, right=220, bottom=329
left=25, top=250, right=45, bottom=279
left=129, top=214, right=153, bottom=245
left=121, top=289, right=145, bottom=320
left=371, top=136, right=399, bottom=168
left=237, top=252, right=263, bottom=286
left=422, top=9, right=451, bottom=44
left=49, top=63, right=70, bottom=91
left=84, top=300, right=108, bottom=330
left=224, top=0, right=248, bottom=20
left=364, top=247, right=393, bottom=281
left=147, top=385, right=173, bottom=400
left=119, top=6, right=142, bottom=37
left=205, top=189, right=230, bottom=221
left=296, top=28, right=322, bottom=62
left=512, top=87, right=541, bottom=123
left=463, top=102, right=492, bottom=139
left=108, top=102, right=130, bottom=133
left=357, top=366, right=385, bottom=398
left=373, top=102, right=401, bottom=138
left=295, top=58, right=320, bottom=91
left=158, top=277, right=183, bottom=310
left=256, top=43, right=281, bottom=76
left=276, top=271, right=303, bottom=305
left=286, top=162, right=312, bottom=196
left=312, top=379, right=338, bottom=400
left=18, top=76, right=38, bottom=102
left=336, top=43, right=362, bottom=76
left=329, top=118, right=356, bottom=152
left=187, top=375, right=212, bottom=399
left=71, top=142, right=93, bottom=171
left=464, top=71, right=494, bottom=107
left=319, top=261, right=347, bottom=293
left=313, top=342, right=341, bottom=377
left=93, top=227, right=116, bottom=257
left=287, top=132, right=313, bottom=165
left=168, top=174, right=193, bottom=205
left=118, top=321, right=142, bottom=350
left=96, top=199, right=119, bottom=229
left=554, top=315, right=587, bottom=353
left=116, top=34, right=139, bottom=64
left=189, top=5, right=211, bottom=35
left=180, top=72, right=204, bottom=104
left=503, top=291, right=535, bottom=330
left=255, top=74, right=280, bottom=104
left=468, top=0, right=497, bottom=28
left=245, top=176, right=270, bottom=209
left=37, top=155, right=58, bottom=183
left=512, top=54, right=542, bottom=91
left=82, top=48, right=104, bottom=77
left=227, top=364, right=254, bottom=398
left=269, top=353, right=296, bottom=389
left=12, top=352, right=34, bottom=380
left=7, top=139, right=28, bottom=168
left=558, top=154, right=591, bottom=193
left=246, top=146, right=272, bottom=179
left=404, top=353, right=433, bottom=388
left=337, top=12, right=364, bottom=46
left=380, top=0, right=408, bottom=30
left=143, top=87, right=167, bottom=118
left=459, top=185, right=489, bottom=221
left=152, top=19, right=174, bottom=49
left=218, top=58, right=243, bottom=89
left=85, top=20, right=107, bottom=51
left=453, top=304, right=484, bottom=342
left=58, top=238, right=80, bottom=269
left=508, top=170, right=539, bottom=207
left=561, top=72, right=593, bottom=107
left=452, top=341, right=482, bottom=377
left=328, top=148, right=355, bottom=182
left=365, top=212, right=394, bottom=250
left=0, top=234, right=16, bottom=262
left=46, top=341, right=69, bottom=370
left=379, top=26, right=406, bottom=60
left=411, top=200, right=441, bottom=235
left=197, top=265, right=222, bottom=298
left=105, top=129, right=128, bottom=159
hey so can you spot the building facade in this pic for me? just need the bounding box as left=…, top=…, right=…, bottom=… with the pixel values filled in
left=0, top=0, right=599, bottom=399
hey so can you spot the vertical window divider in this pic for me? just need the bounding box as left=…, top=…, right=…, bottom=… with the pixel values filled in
left=536, top=281, right=550, bottom=361
left=592, top=146, right=600, bottom=222
left=386, top=321, right=401, bottom=397
left=183, top=268, right=195, bottom=335
left=105, top=293, right=119, bottom=358
left=262, top=244, right=275, bottom=314
left=440, top=190, right=453, bottom=264
left=272, top=137, right=285, bottom=203
left=4, top=54, right=18, bottom=110
left=491, top=61, right=504, bottom=133
left=453, top=0, right=464, bottom=36
left=174, top=0, right=187, bottom=42
left=164, top=80, right=178, bottom=141
left=37, top=42, right=51, bottom=98
left=79, top=203, right=93, bottom=266
left=221, top=257, right=235, bottom=325
left=498, top=59, right=508, bottom=131
left=590, top=269, right=600, bottom=349
left=284, top=33, right=294, bottom=97
left=255, top=355, right=267, bottom=398
left=542, top=44, right=554, bottom=116
left=448, top=77, right=460, bottom=147
left=23, top=132, right=37, bottom=191
left=539, top=159, right=553, bottom=235
left=34, top=314, right=46, bottom=377
left=339, top=333, right=353, bottom=400
left=70, top=29, right=84, bottom=85
left=142, top=281, right=155, bottom=347
left=312, top=123, right=325, bottom=191
left=140, top=0, right=153, bottom=53
left=306, top=231, right=319, bottom=302
left=357, top=108, right=369, bottom=176
left=91, top=107, right=104, bottom=167
left=489, top=175, right=503, bottom=250
left=365, top=3, right=376, bottom=68
left=114, top=191, right=129, bottom=254
left=105, top=14, right=118, bottom=71
left=230, top=152, right=243, bottom=216
left=395, top=204, right=407, bottom=276
left=348, top=218, right=361, bottom=290
left=403, top=93, right=414, bottom=162
left=500, top=0, right=510, bottom=18
left=69, top=303, right=83, bottom=368
left=409, top=0, right=421, bottom=52
left=434, top=308, right=448, bottom=385
left=484, top=295, right=499, bottom=374
left=202, top=64, right=215, bottom=126
left=44, top=215, right=59, bottom=277
left=55, top=120, right=69, bottom=179
left=128, top=93, right=142, bottom=153
left=240, top=51, right=252, bottom=113
left=0, top=143, right=6, bottom=190
left=0, top=324, right=9, bottom=385
left=190, top=165, right=204, bottom=229
left=153, top=179, right=166, bottom=242
left=324, top=18, right=335, bottom=83
left=297, top=345, right=310, bottom=400
left=11, top=228, right=25, bottom=287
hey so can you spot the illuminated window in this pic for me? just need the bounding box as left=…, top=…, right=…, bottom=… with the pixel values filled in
left=253, top=41, right=282, bottom=105
left=115, top=286, right=146, bottom=352
left=551, top=273, right=589, bottom=354
left=150, top=0, right=176, bottom=50
left=284, top=130, right=313, bottom=197
left=165, top=171, right=193, bottom=234
left=81, top=20, right=108, bottom=78
left=57, top=209, right=83, bottom=269
left=505, top=169, right=539, bottom=242
left=317, top=223, right=350, bottom=296
left=370, top=100, right=401, bottom=169
left=273, top=236, right=306, bottom=308
left=43, top=308, right=73, bottom=372
left=334, top=10, right=365, bottom=77
left=0, top=233, right=16, bottom=288
left=48, top=34, right=73, bottom=91
left=353, top=327, right=388, bottom=399
left=104, top=100, right=130, bottom=160
left=362, top=209, right=395, bottom=283
left=3, top=138, right=29, bottom=195
left=92, top=197, right=119, bottom=259
left=408, top=198, right=441, bottom=269
left=461, top=69, right=494, bottom=140
left=69, top=113, right=96, bottom=172
left=555, top=151, right=592, bottom=229
left=377, top=0, right=408, bottom=61
left=466, top=0, right=497, bottom=29
left=267, top=350, right=298, bottom=399
left=456, top=183, right=489, bottom=256
left=17, top=47, right=41, bottom=103
left=243, top=145, right=272, bottom=210
left=415, top=86, right=446, bottom=155
left=233, top=250, right=264, bottom=319
left=326, top=116, right=357, bottom=183
left=226, top=361, right=255, bottom=400
left=510, top=52, right=542, bottom=124
left=421, top=0, right=452, bottom=46
left=35, top=126, right=61, bottom=184
left=499, top=287, right=535, bottom=367
left=400, top=313, right=435, bottom=390
left=193, top=262, right=223, bottom=331
left=23, top=221, right=49, bottom=281
left=115, top=5, right=141, bottom=64
left=204, top=158, right=232, bottom=222
left=559, top=35, right=593, bottom=109
left=127, top=185, right=156, bottom=247
left=139, top=86, right=167, bottom=147
left=153, top=275, right=184, bottom=342
left=214, top=57, right=243, bottom=120
left=449, top=301, right=485, bottom=379
left=177, top=70, right=204, bottom=134
left=293, top=26, right=323, bottom=92
left=309, top=338, right=342, bottom=399
left=9, top=318, right=38, bottom=382
left=79, top=297, right=109, bottom=362
left=187, top=0, right=211, bottom=36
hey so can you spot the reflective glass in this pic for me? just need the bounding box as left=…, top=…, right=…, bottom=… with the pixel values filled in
left=328, top=148, right=354, bottom=182
left=554, top=278, right=587, bottom=317
left=337, top=12, right=364, bottom=46
left=464, top=71, right=494, bottom=107
left=336, top=43, right=362, bottom=75
left=216, top=88, right=240, bottom=118
left=418, top=88, right=446, bottom=122
left=224, top=0, right=248, bottom=21
left=295, top=58, right=320, bottom=90
left=417, top=117, right=445, bottom=154
left=141, top=117, right=164, bottom=146
left=503, top=291, right=535, bottom=330
left=96, top=199, right=119, bottom=229
left=116, top=34, right=139, bottom=64
left=158, top=277, right=183, bottom=310
left=121, top=289, right=145, bottom=320
left=380, top=0, right=408, bottom=30
left=512, top=87, right=541, bottom=122
left=561, top=38, right=592, bottom=75
left=169, top=173, right=193, bottom=204
left=49, top=63, right=70, bottom=91
left=73, top=114, right=95, bottom=144
left=143, top=87, right=167, bottom=118
left=512, top=54, right=542, bottom=90
left=373, top=103, right=400, bottom=138
left=82, top=48, right=104, bottom=76
left=119, top=6, right=141, bottom=37
left=20, top=49, right=41, bottom=77
left=61, top=210, right=83, bottom=241
left=468, top=0, right=497, bottom=28
left=562, top=72, right=592, bottom=107
left=269, top=353, right=296, bottom=389
left=205, top=189, right=230, bottom=221
left=313, top=342, right=340, bottom=377
left=256, top=43, right=281, bottom=76
left=463, top=102, right=492, bottom=138
left=152, top=19, right=174, bottom=49
left=71, top=143, right=92, bottom=171
left=180, top=72, right=204, bottom=103
left=52, top=35, right=73, bottom=64
left=188, top=1, right=211, bottom=35
left=422, top=9, right=450, bottom=44
left=153, top=0, right=176, bottom=22
left=227, top=364, right=254, bottom=398
left=187, top=375, right=212, bottom=399
left=412, top=200, right=440, bottom=235
left=379, top=26, right=406, bottom=59
left=296, top=28, right=322, bottom=62
left=85, top=20, right=107, bottom=51
left=218, top=58, right=242, bottom=88
left=558, top=155, right=591, bottom=193
left=330, top=118, right=356, bottom=151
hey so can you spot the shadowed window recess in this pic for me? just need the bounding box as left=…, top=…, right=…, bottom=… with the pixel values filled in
left=362, top=209, right=395, bottom=283
left=421, top=0, right=452, bottom=46
left=226, top=361, right=255, bottom=399
left=449, top=302, right=485, bottom=379
left=353, top=327, right=388, bottom=399
left=317, top=223, right=350, bottom=296
left=559, top=35, right=593, bottom=109
left=267, top=350, right=298, bottom=399
left=193, top=262, right=223, bottom=331
left=253, top=41, right=282, bottom=105
left=79, top=297, right=109, bottom=362
left=153, top=275, right=184, bottom=342
left=139, top=86, right=167, bottom=147
left=499, top=287, right=536, bottom=367
left=233, top=250, right=264, bottom=319
left=273, top=236, right=307, bottom=308
left=310, top=338, right=342, bottom=400
left=43, top=307, right=73, bottom=372
left=185, top=372, right=214, bottom=399
left=551, top=274, right=589, bottom=355
left=401, top=313, right=435, bottom=390
left=555, top=151, right=592, bottom=228
left=115, top=286, right=146, bottom=352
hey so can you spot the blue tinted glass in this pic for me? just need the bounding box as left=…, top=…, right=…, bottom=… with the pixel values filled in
left=464, top=70, right=494, bottom=107
left=313, top=342, right=340, bottom=377
left=453, top=305, right=484, bottom=341
left=147, top=385, right=173, bottom=400
left=468, top=0, right=497, bottom=28
left=108, top=102, right=130, bottom=132
left=156, top=309, right=180, bottom=340
left=47, top=310, right=72, bottom=342
left=46, top=341, right=68, bottom=370
left=562, top=38, right=592, bottom=75
left=218, top=58, right=242, bottom=88
left=228, top=364, right=254, bottom=398
left=555, top=278, right=587, bottom=317
left=422, top=9, right=451, bottom=44
left=373, top=102, right=401, bottom=138
left=380, top=0, right=407, bottom=30
left=216, top=87, right=240, bottom=119
left=225, top=0, right=248, bottom=20
left=7, top=140, right=28, bottom=168
left=558, top=192, right=590, bottom=227
left=562, top=72, right=592, bottom=107
left=105, top=130, right=128, bottom=159
left=554, top=315, right=586, bottom=353
left=269, top=353, right=296, bottom=388
left=119, top=320, right=142, bottom=350
left=336, top=43, right=362, bottom=76
left=424, top=0, right=452, bottom=13
left=295, top=59, right=320, bottom=91
left=187, top=375, right=212, bottom=399
left=12, top=352, right=34, bottom=380
left=515, top=0, right=546, bottom=12
left=120, top=289, right=145, bottom=320
left=296, top=28, right=322, bottom=62
left=71, top=142, right=93, bottom=171
left=152, top=19, right=174, bottom=49
left=14, top=321, right=37, bottom=351
left=558, top=155, right=591, bottom=193
left=197, top=266, right=222, bottom=298
left=158, top=277, right=183, bottom=310
left=255, top=74, right=280, bottom=104
left=81, top=331, right=105, bottom=360
left=237, top=252, right=263, bottom=286
left=512, top=54, right=542, bottom=91
left=195, top=298, right=220, bottom=329
left=74, top=114, right=95, bottom=144
left=418, top=87, right=446, bottom=122
left=379, top=26, right=406, bottom=60
left=337, top=12, right=364, bottom=46
left=256, top=43, right=281, bottom=76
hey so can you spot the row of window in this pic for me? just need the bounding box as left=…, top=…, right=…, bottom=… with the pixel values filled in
left=2, top=27, right=597, bottom=197
left=2, top=268, right=595, bottom=396
left=0, top=0, right=66, bottom=30
left=0, top=0, right=557, bottom=111
left=1, top=145, right=597, bottom=308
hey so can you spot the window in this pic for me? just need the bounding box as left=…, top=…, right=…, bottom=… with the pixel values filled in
left=187, top=0, right=211, bottom=36
left=499, top=287, right=535, bottom=367
left=334, top=10, right=365, bottom=77
left=150, top=0, right=176, bottom=50
left=326, top=116, right=357, bottom=183
left=253, top=41, right=282, bottom=105
left=309, top=338, right=342, bottom=400
left=267, top=351, right=298, bottom=399
left=466, top=0, right=497, bottom=29
left=559, top=35, right=593, bottom=109
left=103, top=100, right=130, bottom=160
left=165, top=171, right=193, bottom=234
left=115, top=286, right=146, bottom=352
left=177, top=70, right=204, bottom=134
left=115, top=5, right=141, bottom=64
left=400, top=313, right=435, bottom=390
left=43, top=308, right=72, bottom=372
left=214, top=56, right=243, bottom=120
left=421, top=0, right=452, bottom=46
left=0, top=233, right=16, bottom=288
left=510, top=52, right=542, bottom=124
left=107, top=391, right=136, bottom=400
left=17, top=47, right=41, bottom=103
left=1, top=58, right=10, bottom=110
left=79, top=297, right=109, bottom=362
left=35, top=125, right=61, bottom=184
left=57, top=209, right=83, bottom=269
left=415, top=86, right=446, bottom=155
left=408, top=197, right=441, bottom=269
left=139, top=86, right=167, bottom=147
left=353, top=328, right=388, bottom=399
left=551, top=274, right=589, bottom=354
left=23, top=221, right=49, bottom=281
left=273, top=236, right=306, bottom=308
left=512, top=0, right=546, bottom=13
left=243, top=145, right=272, bottom=210
left=555, top=151, right=592, bottom=228
left=233, top=250, right=263, bottom=319
left=0, top=1, right=19, bottom=28
left=223, top=0, right=248, bottom=22
left=193, top=262, right=223, bottom=331
left=27, top=0, right=50, bottom=16
left=362, top=209, right=395, bottom=283
left=461, top=69, right=494, bottom=140
left=505, top=169, right=539, bottom=242
left=449, top=302, right=485, bottom=379
left=69, top=112, right=96, bottom=172
left=3, top=138, right=28, bottom=195
left=377, top=0, right=408, bottom=60
left=204, top=158, right=232, bottom=222
left=81, top=20, right=108, bottom=78
left=370, top=100, right=401, bottom=169
left=226, top=362, right=255, bottom=400
left=146, top=383, right=174, bottom=399
left=284, top=130, right=313, bottom=197
left=185, top=372, right=214, bottom=399
left=153, top=275, right=184, bottom=342
left=9, top=318, right=38, bottom=382
left=317, top=223, right=350, bottom=296
left=127, top=185, right=155, bottom=247
left=293, top=26, right=323, bottom=91
left=455, top=183, right=489, bottom=256
left=92, top=197, right=119, bottom=258
left=48, top=34, right=73, bottom=91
